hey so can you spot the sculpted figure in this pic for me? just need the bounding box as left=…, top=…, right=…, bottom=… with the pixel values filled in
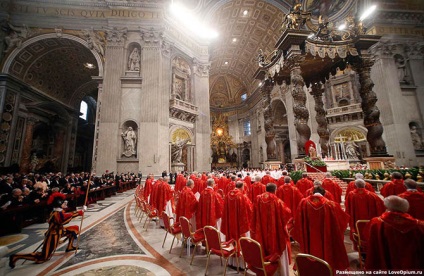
left=121, top=127, right=137, bottom=157
left=128, top=48, right=140, bottom=71
left=171, top=138, right=189, bottom=163
left=410, top=125, right=424, bottom=150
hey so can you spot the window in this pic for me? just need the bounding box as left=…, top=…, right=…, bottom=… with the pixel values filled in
left=243, top=119, right=251, bottom=136
left=80, top=101, right=88, bottom=120
left=241, top=93, right=247, bottom=101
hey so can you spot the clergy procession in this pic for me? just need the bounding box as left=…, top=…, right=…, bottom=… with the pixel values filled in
left=135, top=169, right=424, bottom=275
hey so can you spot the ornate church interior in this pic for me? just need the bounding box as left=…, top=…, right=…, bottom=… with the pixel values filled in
left=0, top=0, right=423, bottom=275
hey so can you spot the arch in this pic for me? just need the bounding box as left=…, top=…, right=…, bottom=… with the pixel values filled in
left=2, top=33, right=103, bottom=76
left=271, top=99, right=288, bottom=125
left=169, top=125, right=194, bottom=144
left=330, top=126, right=367, bottom=143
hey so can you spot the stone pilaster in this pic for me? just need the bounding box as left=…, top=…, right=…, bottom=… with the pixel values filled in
left=94, top=27, right=127, bottom=173
left=193, top=59, right=211, bottom=171
left=19, top=118, right=37, bottom=174
left=311, top=82, right=330, bottom=157
left=139, top=28, right=171, bottom=173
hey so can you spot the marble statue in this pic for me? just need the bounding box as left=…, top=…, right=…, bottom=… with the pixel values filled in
left=171, top=138, right=189, bottom=163
left=410, top=125, right=424, bottom=150
left=121, top=127, right=137, bottom=157
left=30, top=153, right=39, bottom=172
left=345, top=138, right=360, bottom=159
left=128, top=48, right=140, bottom=71
left=4, top=22, right=30, bottom=52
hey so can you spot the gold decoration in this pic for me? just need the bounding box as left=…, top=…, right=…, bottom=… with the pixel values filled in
left=171, top=128, right=191, bottom=144
left=334, top=128, right=366, bottom=142
left=210, top=113, right=235, bottom=163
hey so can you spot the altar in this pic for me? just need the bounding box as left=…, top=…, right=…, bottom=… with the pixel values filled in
left=325, top=160, right=350, bottom=171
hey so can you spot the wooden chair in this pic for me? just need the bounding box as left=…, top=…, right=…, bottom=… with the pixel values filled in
left=162, top=212, right=181, bottom=254
left=179, top=216, right=205, bottom=265
left=353, top=219, right=370, bottom=269
left=239, top=237, right=280, bottom=276
left=203, top=226, right=238, bottom=276
left=295, top=253, right=332, bottom=276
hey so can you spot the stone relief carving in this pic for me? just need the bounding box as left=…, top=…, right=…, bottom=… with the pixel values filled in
left=393, top=54, right=411, bottom=84
left=104, top=26, right=127, bottom=45
left=171, top=137, right=189, bottom=163
left=2, top=22, right=37, bottom=52
left=410, top=124, right=424, bottom=151
left=140, top=28, right=163, bottom=45
left=80, top=28, right=105, bottom=58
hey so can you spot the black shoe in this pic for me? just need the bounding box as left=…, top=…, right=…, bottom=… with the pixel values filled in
left=9, top=255, right=16, bottom=269
left=66, top=246, right=77, bottom=252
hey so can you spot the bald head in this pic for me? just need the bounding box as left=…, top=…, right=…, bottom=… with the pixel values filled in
left=404, top=179, right=417, bottom=190
left=384, top=195, right=409, bottom=213
left=236, top=181, right=244, bottom=189
left=186, top=179, right=194, bottom=188
left=255, top=175, right=262, bottom=182
left=313, top=180, right=322, bottom=186
left=391, top=172, right=403, bottom=180
left=284, top=176, right=291, bottom=184
left=355, top=179, right=366, bottom=188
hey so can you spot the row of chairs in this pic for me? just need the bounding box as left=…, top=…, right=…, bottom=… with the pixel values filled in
left=162, top=213, right=333, bottom=276
left=134, top=190, right=334, bottom=275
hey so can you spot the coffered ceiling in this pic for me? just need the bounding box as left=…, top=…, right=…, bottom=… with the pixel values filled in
left=203, top=0, right=291, bottom=108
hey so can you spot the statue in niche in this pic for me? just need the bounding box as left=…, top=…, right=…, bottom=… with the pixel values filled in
left=171, top=137, right=189, bottom=163
left=394, top=54, right=410, bottom=84
left=128, top=48, right=140, bottom=71
left=121, top=126, right=137, bottom=157
left=410, top=125, right=424, bottom=150
left=345, top=137, right=360, bottom=159
left=30, top=153, right=39, bottom=172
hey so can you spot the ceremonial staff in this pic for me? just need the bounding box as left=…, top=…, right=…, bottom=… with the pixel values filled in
left=75, top=170, right=93, bottom=254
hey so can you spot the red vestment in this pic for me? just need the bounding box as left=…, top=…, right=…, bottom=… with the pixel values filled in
left=148, top=179, right=160, bottom=208
left=380, top=179, right=406, bottom=197
left=247, top=182, right=266, bottom=203
left=143, top=178, right=153, bottom=200
left=218, top=176, right=229, bottom=191
left=175, top=186, right=198, bottom=222
left=221, top=189, right=253, bottom=242
left=261, top=174, right=274, bottom=185
left=174, top=174, right=186, bottom=193
left=305, top=187, right=335, bottom=201
left=293, top=195, right=349, bottom=272
left=321, top=178, right=342, bottom=204
left=365, top=212, right=424, bottom=270
left=276, top=184, right=303, bottom=216
left=295, top=178, right=313, bottom=197
left=150, top=180, right=173, bottom=213
left=193, top=177, right=206, bottom=195
left=251, top=192, right=292, bottom=260
left=344, top=188, right=385, bottom=247
left=224, top=181, right=236, bottom=196
left=346, top=180, right=375, bottom=196
left=244, top=175, right=252, bottom=188
left=196, top=187, right=224, bottom=229
left=398, top=190, right=424, bottom=220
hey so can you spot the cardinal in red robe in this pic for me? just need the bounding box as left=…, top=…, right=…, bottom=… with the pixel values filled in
left=380, top=172, right=406, bottom=197
left=149, top=177, right=173, bottom=214
left=293, top=186, right=350, bottom=273
left=305, top=180, right=335, bottom=201
left=344, top=179, right=385, bottom=250
left=251, top=183, right=292, bottom=275
left=398, top=179, right=424, bottom=220
left=247, top=175, right=266, bottom=203
left=174, top=173, right=186, bottom=193
left=175, top=179, right=198, bottom=226
left=221, top=181, right=253, bottom=243
left=261, top=171, right=274, bottom=185
left=224, top=175, right=237, bottom=196
left=321, top=173, right=342, bottom=204
left=295, top=173, right=314, bottom=197
left=196, top=179, right=224, bottom=229
left=143, top=174, right=154, bottom=201
left=365, top=195, right=424, bottom=270
left=276, top=176, right=303, bottom=216
left=345, top=173, right=375, bottom=196
left=243, top=173, right=252, bottom=189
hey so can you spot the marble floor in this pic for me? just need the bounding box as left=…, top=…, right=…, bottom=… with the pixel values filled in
left=0, top=189, right=361, bottom=275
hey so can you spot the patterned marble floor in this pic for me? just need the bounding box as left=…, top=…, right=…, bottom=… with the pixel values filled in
left=1, top=189, right=361, bottom=275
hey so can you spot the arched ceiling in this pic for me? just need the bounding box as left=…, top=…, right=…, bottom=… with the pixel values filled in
left=8, top=38, right=99, bottom=108
left=205, top=0, right=290, bottom=108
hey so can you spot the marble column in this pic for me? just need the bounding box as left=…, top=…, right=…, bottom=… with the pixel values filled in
left=310, top=82, right=330, bottom=157
left=261, top=80, right=277, bottom=160
left=19, top=118, right=37, bottom=173
left=53, top=125, right=66, bottom=171
left=290, top=58, right=311, bottom=157
left=353, top=53, right=389, bottom=157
